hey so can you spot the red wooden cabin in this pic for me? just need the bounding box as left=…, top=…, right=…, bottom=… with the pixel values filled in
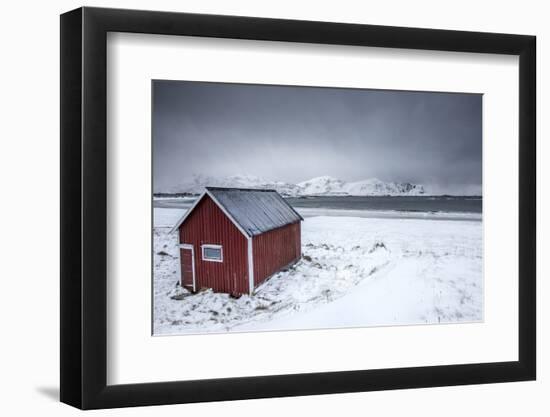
left=171, top=187, right=303, bottom=296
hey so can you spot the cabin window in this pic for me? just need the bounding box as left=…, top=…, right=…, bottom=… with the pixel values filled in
left=202, top=244, right=223, bottom=262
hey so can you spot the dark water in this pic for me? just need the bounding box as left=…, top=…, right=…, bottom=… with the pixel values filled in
left=285, top=196, right=482, bottom=214
left=155, top=195, right=482, bottom=214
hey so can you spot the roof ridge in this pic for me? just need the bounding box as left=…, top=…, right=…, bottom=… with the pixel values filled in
left=205, top=187, right=303, bottom=236
left=171, top=187, right=303, bottom=235
left=206, top=186, right=278, bottom=192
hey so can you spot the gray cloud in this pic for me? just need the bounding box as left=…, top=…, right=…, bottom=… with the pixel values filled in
left=153, top=80, right=481, bottom=192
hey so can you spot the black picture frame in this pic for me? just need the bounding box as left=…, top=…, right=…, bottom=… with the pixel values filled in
left=60, top=6, right=536, bottom=410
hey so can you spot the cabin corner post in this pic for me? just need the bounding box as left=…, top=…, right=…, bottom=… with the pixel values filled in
left=247, top=236, right=254, bottom=295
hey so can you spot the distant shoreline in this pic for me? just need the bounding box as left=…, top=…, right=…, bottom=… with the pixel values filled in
left=153, top=193, right=483, bottom=199
left=153, top=194, right=482, bottom=226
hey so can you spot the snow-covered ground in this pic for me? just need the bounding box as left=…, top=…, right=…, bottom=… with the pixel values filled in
left=153, top=215, right=482, bottom=335
left=154, top=208, right=187, bottom=229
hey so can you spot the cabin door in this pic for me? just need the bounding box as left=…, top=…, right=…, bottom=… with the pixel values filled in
left=179, top=244, right=195, bottom=292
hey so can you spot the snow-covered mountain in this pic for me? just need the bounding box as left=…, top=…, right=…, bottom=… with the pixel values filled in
left=299, top=176, right=425, bottom=196
left=344, top=178, right=425, bottom=196
left=164, top=174, right=302, bottom=196
left=162, top=174, right=427, bottom=197
left=297, top=176, right=347, bottom=195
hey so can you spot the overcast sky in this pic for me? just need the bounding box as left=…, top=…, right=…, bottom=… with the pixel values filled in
left=153, top=80, right=482, bottom=193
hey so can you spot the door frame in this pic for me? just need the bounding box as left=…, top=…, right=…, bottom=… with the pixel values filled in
left=178, top=243, right=196, bottom=292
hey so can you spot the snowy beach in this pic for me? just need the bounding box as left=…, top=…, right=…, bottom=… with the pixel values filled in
left=153, top=210, right=482, bottom=335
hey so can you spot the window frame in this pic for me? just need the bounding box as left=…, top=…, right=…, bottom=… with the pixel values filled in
left=201, top=244, right=223, bottom=263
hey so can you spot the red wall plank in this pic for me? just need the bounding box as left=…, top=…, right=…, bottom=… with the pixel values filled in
left=179, top=196, right=249, bottom=295
left=253, top=222, right=301, bottom=288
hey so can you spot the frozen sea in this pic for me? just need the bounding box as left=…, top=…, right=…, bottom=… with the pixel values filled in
left=152, top=196, right=482, bottom=335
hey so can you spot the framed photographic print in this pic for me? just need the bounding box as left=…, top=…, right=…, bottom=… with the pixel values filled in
left=60, top=6, right=536, bottom=409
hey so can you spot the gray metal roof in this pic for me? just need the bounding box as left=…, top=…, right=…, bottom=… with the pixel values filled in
left=206, top=187, right=303, bottom=236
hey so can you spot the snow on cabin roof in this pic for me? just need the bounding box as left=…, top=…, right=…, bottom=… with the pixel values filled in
left=206, top=187, right=303, bottom=236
